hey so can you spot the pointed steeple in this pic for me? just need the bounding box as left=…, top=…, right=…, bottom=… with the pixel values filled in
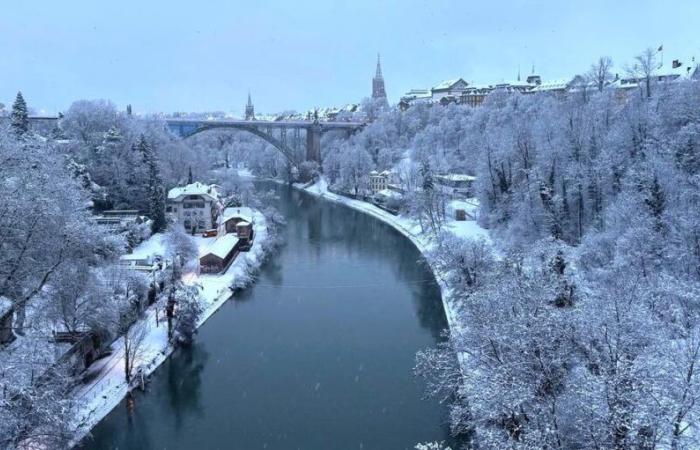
left=245, top=91, right=255, bottom=120
left=372, top=53, right=387, bottom=99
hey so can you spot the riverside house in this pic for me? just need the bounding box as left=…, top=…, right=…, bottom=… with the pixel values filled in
left=221, top=207, right=255, bottom=249
left=167, top=182, right=222, bottom=233
left=199, top=233, right=242, bottom=273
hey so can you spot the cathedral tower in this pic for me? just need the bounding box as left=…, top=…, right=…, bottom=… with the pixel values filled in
left=245, top=92, right=255, bottom=120
left=372, top=54, right=387, bottom=99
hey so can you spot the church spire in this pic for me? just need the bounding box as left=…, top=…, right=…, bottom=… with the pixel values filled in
left=245, top=91, right=255, bottom=120
left=372, top=53, right=387, bottom=100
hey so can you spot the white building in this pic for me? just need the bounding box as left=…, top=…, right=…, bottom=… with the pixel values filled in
left=167, top=182, right=221, bottom=232
left=434, top=174, right=476, bottom=198
left=431, top=79, right=471, bottom=101
left=369, top=170, right=397, bottom=194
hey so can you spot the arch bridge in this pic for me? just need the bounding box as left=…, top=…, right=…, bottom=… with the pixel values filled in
left=23, top=116, right=365, bottom=165
left=165, top=118, right=365, bottom=164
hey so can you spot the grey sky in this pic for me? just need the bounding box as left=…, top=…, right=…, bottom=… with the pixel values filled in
left=1, top=0, right=698, bottom=116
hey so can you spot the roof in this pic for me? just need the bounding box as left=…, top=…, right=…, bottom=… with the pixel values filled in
left=201, top=233, right=239, bottom=259
left=402, top=89, right=432, bottom=100
left=236, top=220, right=251, bottom=227
left=221, top=206, right=254, bottom=224
left=432, top=78, right=469, bottom=91
left=529, top=79, right=571, bottom=92
left=167, top=182, right=220, bottom=202
left=120, top=233, right=166, bottom=263
left=0, top=296, right=12, bottom=317
left=436, top=174, right=477, bottom=182
left=375, top=189, right=403, bottom=199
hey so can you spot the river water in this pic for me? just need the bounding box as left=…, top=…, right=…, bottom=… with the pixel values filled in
left=80, top=182, right=454, bottom=450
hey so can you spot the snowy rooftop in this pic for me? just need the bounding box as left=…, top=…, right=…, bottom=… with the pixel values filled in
left=403, top=89, right=432, bottom=98
left=437, top=174, right=477, bottom=182
left=167, top=182, right=220, bottom=202
left=432, top=79, right=468, bottom=91
left=375, top=189, right=403, bottom=199
left=221, top=206, right=254, bottom=224
left=120, top=233, right=166, bottom=262
left=530, top=79, right=571, bottom=92
left=201, top=233, right=239, bottom=259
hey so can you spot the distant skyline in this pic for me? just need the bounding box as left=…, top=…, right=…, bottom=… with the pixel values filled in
left=1, top=0, right=699, bottom=116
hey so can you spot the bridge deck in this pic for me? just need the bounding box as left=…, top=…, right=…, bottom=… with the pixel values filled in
left=165, top=118, right=365, bottom=130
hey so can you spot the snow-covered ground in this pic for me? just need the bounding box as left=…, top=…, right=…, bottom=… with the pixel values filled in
left=294, top=178, right=488, bottom=333
left=70, top=210, right=268, bottom=446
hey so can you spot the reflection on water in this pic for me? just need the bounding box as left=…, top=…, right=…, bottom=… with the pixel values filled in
left=80, top=183, right=454, bottom=450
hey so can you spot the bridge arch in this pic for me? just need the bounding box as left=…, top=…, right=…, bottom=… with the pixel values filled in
left=178, top=124, right=300, bottom=164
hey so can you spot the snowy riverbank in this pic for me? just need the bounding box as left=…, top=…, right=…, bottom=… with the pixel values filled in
left=293, top=178, right=488, bottom=335
left=70, top=210, right=269, bottom=447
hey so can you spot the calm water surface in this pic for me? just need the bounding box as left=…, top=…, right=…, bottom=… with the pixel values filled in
left=80, top=182, right=454, bottom=450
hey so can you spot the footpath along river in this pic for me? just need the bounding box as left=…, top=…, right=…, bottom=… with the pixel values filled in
left=80, top=182, right=456, bottom=450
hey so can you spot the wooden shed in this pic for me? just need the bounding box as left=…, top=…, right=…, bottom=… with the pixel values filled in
left=221, top=207, right=255, bottom=250
left=199, top=234, right=241, bottom=274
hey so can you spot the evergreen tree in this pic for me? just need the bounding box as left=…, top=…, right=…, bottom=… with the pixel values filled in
left=645, top=174, right=665, bottom=233
left=188, top=166, right=193, bottom=184
left=10, top=91, right=29, bottom=137
left=103, top=126, right=123, bottom=149
left=142, top=138, right=166, bottom=233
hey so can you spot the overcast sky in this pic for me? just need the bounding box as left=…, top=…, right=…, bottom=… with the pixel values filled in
left=1, top=0, right=698, bottom=116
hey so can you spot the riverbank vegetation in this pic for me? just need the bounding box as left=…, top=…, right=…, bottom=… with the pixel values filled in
left=0, top=95, right=256, bottom=447
left=245, top=51, right=700, bottom=449
left=409, top=58, right=700, bottom=448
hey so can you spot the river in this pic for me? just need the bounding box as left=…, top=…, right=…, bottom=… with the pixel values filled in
left=80, top=182, right=455, bottom=450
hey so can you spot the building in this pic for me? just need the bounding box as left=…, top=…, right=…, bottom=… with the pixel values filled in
left=53, top=331, right=103, bottom=374
left=0, top=297, right=14, bottom=345
left=167, top=182, right=221, bottom=233
left=431, top=79, right=471, bottom=102
left=369, top=170, right=396, bottom=194
left=372, top=188, right=404, bottom=214
left=434, top=174, right=476, bottom=198
left=245, top=92, right=255, bottom=120
left=528, top=79, right=572, bottom=95
left=372, top=54, right=387, bottom=99
left=199, top=233, right=241, bottom=274
left=400, top=89, right=432, bottom=109
left=220, top=207, right=255, bottom=249
left=94, top=210, right=148, bottom=230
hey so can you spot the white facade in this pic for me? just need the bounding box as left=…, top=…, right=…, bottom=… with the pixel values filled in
left=431, top=79, right=470, bottom=101
left=167, top=182, right=221, bottom=232
left=369, top=170, right=397, bottom=194
left=434, top=174, right=476, bottom=198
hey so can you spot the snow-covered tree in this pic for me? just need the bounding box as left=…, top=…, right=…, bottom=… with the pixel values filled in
left=10, top=91, right=29, bottom=137
left=172, top=283, right=203, bottom=346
